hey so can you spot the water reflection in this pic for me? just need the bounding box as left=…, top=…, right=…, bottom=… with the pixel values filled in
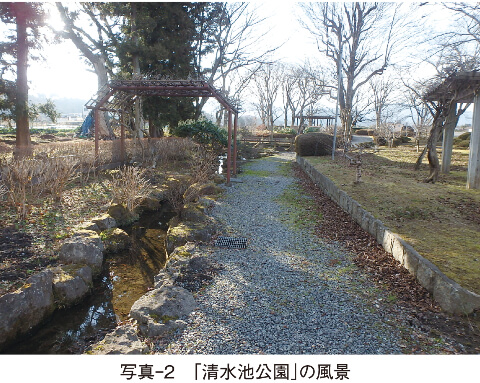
left=4, top=210, right=174, bottom=354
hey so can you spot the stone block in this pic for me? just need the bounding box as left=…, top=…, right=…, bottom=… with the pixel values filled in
left=375, top=221, right=386, bottom=245
left=87, top=324, right=148, bottom=355
left=91, top=214, right=117, bottom=231
left=101, top=228, right=131, bottom=253
left=432, top=275, right=463, bottom=314
left=51, top=265, right=93, bottom=308
left=77, top=222, right=100, bottom=233
left=107, top=204, right=138, bottom=226
left=130, top=285, right=196, bottom=337
left=416, top=257, right=438, bottom=292
left=401, top=242, right=420, bottom=274
left=381, top=230, right=396, bottom=254
left=59, top=231, right=104, bottom=276
left=338, top=191, right=348, bottom=212
left=368, top=218, right=382, bottom=240
left=0, top=270, right=55, bottom=350
left=360, top=211, right=374, bottom=232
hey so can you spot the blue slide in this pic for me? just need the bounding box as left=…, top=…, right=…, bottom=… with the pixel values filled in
left=80, top=111, right=93, bottom=136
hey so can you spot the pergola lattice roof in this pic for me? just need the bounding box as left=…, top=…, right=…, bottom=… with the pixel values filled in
left=424, top=70, right=480, bottom=103
left=85, top=79, right=238, bottom=114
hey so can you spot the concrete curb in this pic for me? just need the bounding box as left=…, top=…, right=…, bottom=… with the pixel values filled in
left=297, top=155, right=480, bottom=314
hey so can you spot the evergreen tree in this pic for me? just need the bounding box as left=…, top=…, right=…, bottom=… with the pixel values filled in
left=0, top=2, right=45, bottom=156
left=116, top=2, right=199, bottom=135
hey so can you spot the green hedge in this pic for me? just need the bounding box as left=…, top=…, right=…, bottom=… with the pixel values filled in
left=171, top=119, right=227, bottom=148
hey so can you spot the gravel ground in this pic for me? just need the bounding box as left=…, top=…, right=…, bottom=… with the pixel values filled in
left=161, top=152, right=404, bottom=354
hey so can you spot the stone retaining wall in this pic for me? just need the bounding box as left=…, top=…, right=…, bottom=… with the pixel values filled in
left=297, top=155, right=480, bottom=314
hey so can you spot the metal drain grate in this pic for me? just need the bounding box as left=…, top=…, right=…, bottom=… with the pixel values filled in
left=214, top=236, right=248, bottom=249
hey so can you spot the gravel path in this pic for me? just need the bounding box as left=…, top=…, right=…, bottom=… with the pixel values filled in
left=163, top=153, right=403, bottom=354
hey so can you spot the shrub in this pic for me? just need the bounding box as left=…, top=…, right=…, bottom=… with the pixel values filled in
left=392, top=138, right=403, bottom=147
left=37, top=155, right=78, bottom=201
left=188, top=146, right=219, bottom=184
left=355, top=129, right=370, bottom=136
left=110, top=166, right=151, bottom=212
left=304, top=126, right=320, bottom=133
left=294, top=133, right=333, bottom=156
left=1, top=157, right=39, bottom=220
left=400, top=136, right=411, bottom=143
left=457, top=132, right=471, bottom=141
left=164, top=177, right=191, bottom=216
left=171, top=119, right=227, bottom=151
left=275, top=127, right=297, bottom=135
left=455, top=140, right=470, bottom=148
left=374, top=136, right=387, bottom=146
left=453, top=132, right=471, bottom=148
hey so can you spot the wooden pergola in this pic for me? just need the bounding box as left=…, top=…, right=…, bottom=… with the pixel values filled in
left=294, top=115, right=335, bottom=127
left=85, top=79, right=239, bottom=184
left=424, top=71, right=480, bottom=189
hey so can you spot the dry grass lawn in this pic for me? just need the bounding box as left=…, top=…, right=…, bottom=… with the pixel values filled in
left=306, top=145, right=480, bottom=295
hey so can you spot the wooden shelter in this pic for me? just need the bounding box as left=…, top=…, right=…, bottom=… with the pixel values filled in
left=294, top=115, right=335, bottom=128
left=86, top=79, right=239, bottom=184
left=424, top=71, right=480, bottom=189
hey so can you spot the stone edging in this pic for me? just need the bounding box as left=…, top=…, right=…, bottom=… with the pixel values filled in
left=296, top=155, right=480, bottom=314
left=87, top=196, right=220, bottom=354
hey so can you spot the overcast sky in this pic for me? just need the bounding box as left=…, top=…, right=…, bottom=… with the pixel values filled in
left=26, top=2, right=474, bottom=125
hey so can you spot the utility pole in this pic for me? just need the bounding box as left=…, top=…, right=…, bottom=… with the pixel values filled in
left=332, top=27, right=343, bottom=161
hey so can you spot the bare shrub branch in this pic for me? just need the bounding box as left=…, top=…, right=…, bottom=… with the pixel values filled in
left=110, top=166, right=151, bottom=212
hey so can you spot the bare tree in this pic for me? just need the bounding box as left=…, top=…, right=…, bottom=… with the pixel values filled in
left=55, top=2, right=117, bottom=137
left=404, top=87, right=433, bottom=138
left=193, top=3, right=278, bottom=124
left=282, top=61, right=327, bottom=134
left=408, top=52, right=476, bottom=183
left=441, top=3, right=480, bottom=48
left=369, top=76, right=396, bottom=131
left=252, top=63, right=284, bottom=136
left=300, top=2, right=409, bottom=145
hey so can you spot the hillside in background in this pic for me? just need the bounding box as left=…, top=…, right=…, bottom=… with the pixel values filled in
left=30, top=94, right=88, bottom=116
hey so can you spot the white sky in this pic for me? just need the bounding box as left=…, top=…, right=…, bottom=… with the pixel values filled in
left=28, top=2, right=314, bottom=101
left=25, top=2, right=474, bottom=124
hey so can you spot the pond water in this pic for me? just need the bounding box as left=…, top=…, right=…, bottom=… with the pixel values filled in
left=4, top=209, right=175, bottom=354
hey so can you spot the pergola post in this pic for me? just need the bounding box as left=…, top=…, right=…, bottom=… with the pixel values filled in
left=226, top=110, right=232, bottom=186
left=233, top=113, right=238, bottom=176
left=467, top=93, right=480, bottom=189
left=441, top=102, right=457, bottom=174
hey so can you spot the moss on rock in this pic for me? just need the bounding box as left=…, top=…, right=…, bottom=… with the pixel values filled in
left=101, top=228, right=131, bottom=253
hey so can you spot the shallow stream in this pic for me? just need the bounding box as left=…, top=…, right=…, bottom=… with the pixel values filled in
left=5, top=210, right=174, bottom=354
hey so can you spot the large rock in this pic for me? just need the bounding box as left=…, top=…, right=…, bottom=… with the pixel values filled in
left=87, top=324, right=148, bottom=355
left=77, top=221, right=100, bottom=233
left=184, top=182, right=222, bottom=203
left=166, top=220, right=216, bottom=255
left=59, top=230, right=104, bottom=276
left=137, top=197, right=162, bottom=213
left=130, top=285, right=196, bottom=337
left=181, top=203, right=209, bottom=223
left=0, top=270, right=55, bottom=350
left=101, top=228, right=131, bottom=253
left=91, top=214, right=117, bottom=231
left=107, top=204, right=138, bottom=227
left=51, top=265, right=93, bottom=308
